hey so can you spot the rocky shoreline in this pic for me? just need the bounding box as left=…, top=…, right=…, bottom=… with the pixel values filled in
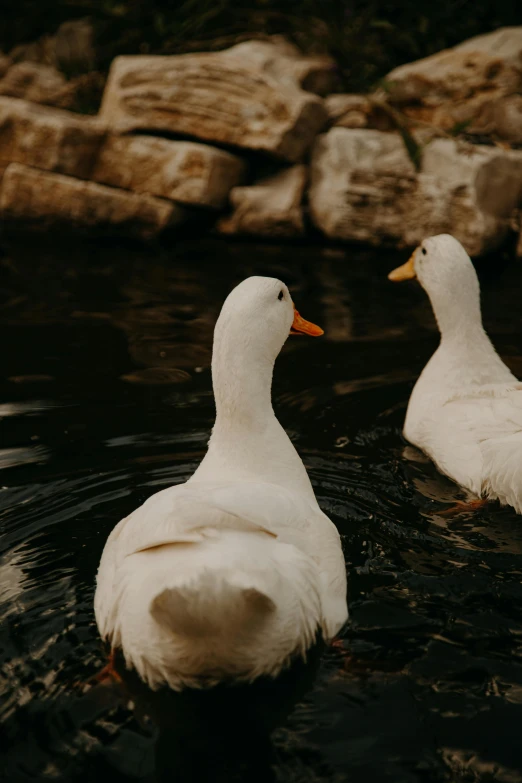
left=1, top=28, right=521, bottom=255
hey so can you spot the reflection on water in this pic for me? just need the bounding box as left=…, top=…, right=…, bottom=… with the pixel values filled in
left=1, top=238, right=522, bottom=782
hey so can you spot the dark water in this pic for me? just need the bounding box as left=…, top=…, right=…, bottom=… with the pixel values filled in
left=1, top=238, right=522, bottom=783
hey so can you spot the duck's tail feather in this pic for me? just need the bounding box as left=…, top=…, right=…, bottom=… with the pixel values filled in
left=150, top=572, right=276, bottom=638
left=109, top=529, right=322, bottom=687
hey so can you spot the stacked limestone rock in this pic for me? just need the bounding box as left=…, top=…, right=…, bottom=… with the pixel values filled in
left=313, top=27, right=522, bottom=256
left=1, top=29, right=522, bottom=254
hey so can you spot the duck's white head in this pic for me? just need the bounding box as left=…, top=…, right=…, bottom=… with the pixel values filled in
left=214, top=276, right=323, bottom=363
left=212, top=276, right=323, bottom=423
left=388, top=234, right=481, bottom=337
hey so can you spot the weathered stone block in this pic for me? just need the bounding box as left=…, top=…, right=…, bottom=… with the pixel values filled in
left=0, top=96, right=105, bottom=178
left=217, top=165, right=307, bottom=237
left=384, top=27, right=522, bottom=140
left=0, top=62, right=76, bottom=109
left=0, top=163, right=186, bottom=239
left=92, top=135, right=245, bottom=208
left=99, top=41, right=327, bottom=162
left=309, top=127, right=522, bottom=255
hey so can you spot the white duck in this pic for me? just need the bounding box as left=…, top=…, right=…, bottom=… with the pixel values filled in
left=95, top=276, right=348, bottom=690
left=389, top=233, right=522, bottom=514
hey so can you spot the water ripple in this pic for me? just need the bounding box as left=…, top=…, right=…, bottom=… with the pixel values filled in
left=0, top=239, right=521, bottom=782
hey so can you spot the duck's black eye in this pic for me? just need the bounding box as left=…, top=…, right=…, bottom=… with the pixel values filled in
left=278, top=290, right=284, bottom=301
left=421, top=247, right=427, bottom=255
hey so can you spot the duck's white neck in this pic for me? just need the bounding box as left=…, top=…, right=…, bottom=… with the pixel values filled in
left=428, top=281, right=483, bottom=344
left=212, top=339, right=275, bottom=431
left=191, top=339, right=317, bottom=504
left=419, top=279, right=515, bottom=390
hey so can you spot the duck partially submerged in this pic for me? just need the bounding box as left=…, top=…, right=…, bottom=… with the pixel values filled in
left=95, top=276, right=348, bottom=690
left=389, top=234, right=522, bottom=514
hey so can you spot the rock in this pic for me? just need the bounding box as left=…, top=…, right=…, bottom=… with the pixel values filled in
left=0, top=163, right=185, bottom=239
left=469, top=93, right=522, bottom=144
left=0, top=97, right=105, bottom=179
left=0, top=62, right=78, bottom=109
left=4, top=20, right=98, bottom=111
left=0, top=55, right=11, bottom=79
left=92, top=135, right=245, bottom=208
left=0, top=61, right=105, bottom=112
left=217, top=165, right=307, bottom=237
left=422, top=139, right=522, bottom=254
left=9, top=18, right=96, bottom=73
left=63, top=71, right=106, bottom=115
left=310, top=128, right=418, bottom=247
left=325, top=94, right=395, bottom=131
left=9, top=36, right=56, bottom=67
left=54, top=19, right=96, bottom=74
left=456, top=26, right=522, bottom=64
left=220, top=38, right=340, bottom=96
left=325, top=94, right=370, bottom=126
left=99, top=41, right=328, bottom=162
left=309, top=127, right=522, bottom=255
left=383, top=27, right=522, bottom=140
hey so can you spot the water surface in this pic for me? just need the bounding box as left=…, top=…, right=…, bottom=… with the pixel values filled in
left=1, top=238, right=522, bottom=782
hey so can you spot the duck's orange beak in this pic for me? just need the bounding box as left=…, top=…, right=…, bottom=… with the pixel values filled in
left=388, top=252, right=417, bottom=282
left=290, top=306, right=324, bottom=337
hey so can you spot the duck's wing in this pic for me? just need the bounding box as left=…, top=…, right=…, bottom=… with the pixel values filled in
left=420, top=384, right=522, bottom=501
left=195, top=481, right=348, bottom=636
left=465, top=386, right=522, bottom=511
left=95, top=480, right=347, bottom=640
left=94, top=483, right=209, bottom=640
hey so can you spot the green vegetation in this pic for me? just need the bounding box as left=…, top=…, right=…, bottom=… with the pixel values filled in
left=3, top=0, right=520, bottom=91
